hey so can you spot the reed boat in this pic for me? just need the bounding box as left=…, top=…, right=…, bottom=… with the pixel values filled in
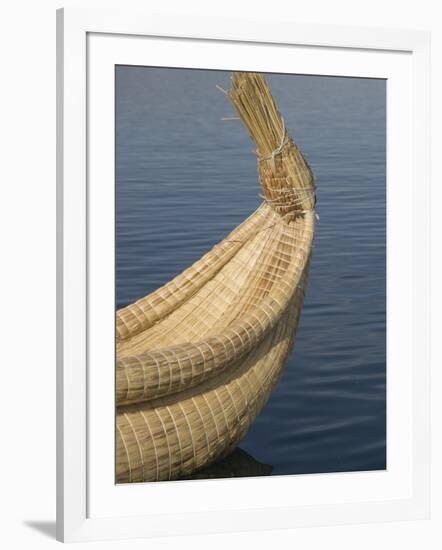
left=116, top=72, right=316, bottom=483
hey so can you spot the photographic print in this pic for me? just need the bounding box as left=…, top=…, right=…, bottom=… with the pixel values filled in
left=115, top=68, right=386, bottom=483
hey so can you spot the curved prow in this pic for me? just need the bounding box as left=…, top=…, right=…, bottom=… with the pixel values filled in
left=115, top=71, right=317, bottom=482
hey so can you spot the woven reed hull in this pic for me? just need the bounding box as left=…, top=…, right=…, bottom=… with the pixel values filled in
left=116, top=205, right=314, bottom=404
left=116, top=256, right=310, bottom=482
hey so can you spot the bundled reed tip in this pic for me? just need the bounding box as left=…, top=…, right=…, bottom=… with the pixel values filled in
left=228, top=72, right=316, bottom=219
left=228, top=72, right=286, bottom=156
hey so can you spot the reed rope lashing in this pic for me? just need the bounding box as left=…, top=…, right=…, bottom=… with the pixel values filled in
left=256, top=117, right=290, bottom=171
left=260, top=184, right=319, bottom=220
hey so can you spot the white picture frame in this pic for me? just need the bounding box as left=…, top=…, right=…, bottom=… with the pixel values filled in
left=56, top=7, right=431, bottom=543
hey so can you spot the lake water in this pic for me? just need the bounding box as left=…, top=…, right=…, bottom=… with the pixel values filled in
left=116, top=66, right=386, bottom=477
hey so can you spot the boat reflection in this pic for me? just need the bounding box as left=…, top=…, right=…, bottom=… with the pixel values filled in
left=182, top=448, right=273, bottom=480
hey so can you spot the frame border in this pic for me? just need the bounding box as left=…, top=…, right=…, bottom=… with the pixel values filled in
left=56, top=7, right=430, bottom=542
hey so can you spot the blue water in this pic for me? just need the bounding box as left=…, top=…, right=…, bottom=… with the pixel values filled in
left=116, top=66, right=386, bottom=477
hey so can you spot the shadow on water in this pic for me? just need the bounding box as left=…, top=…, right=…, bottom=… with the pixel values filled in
left=182, top=448, right=272, bottom=480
